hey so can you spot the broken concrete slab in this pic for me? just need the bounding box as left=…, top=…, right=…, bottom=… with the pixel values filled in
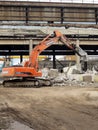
left=83, top=75, right=92, bottom=82
left=41, top=68, right=50, bottom=78
left=48, top=69, right=59, bottom=78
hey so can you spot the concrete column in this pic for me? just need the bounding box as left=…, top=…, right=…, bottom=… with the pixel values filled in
left=29, top=39, right=33, bottom=56
left=53, top=49, right=56, bottom=69
left=5, top=56, right=10, bottom=67
left=76, top=39, right=81, bottom=71
left=20, top=55, right=23, bottom=63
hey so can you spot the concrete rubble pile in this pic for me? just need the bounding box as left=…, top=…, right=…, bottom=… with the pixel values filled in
left=41, top=65, right=98, bottom=87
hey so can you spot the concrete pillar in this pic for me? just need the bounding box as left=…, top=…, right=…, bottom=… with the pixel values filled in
left=29, top=39, right=33, bottom=56
left=5, top=56, right=10, bottom=67
left=76, top=39, right=81, bottom=71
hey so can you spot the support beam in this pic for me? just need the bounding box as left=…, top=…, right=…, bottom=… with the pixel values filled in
left=76, top=39, right=81, bottom=71
left=53, top=49, right=56, bottom=69
left=61, top=7, right=64, bottom=24
left=95, top=9, right=98, bottom=25
left=25, top=7, right=29, bottom=25
left=20, top=55, right=23, bottom=63
left=29, top=39, right=33, bottom=56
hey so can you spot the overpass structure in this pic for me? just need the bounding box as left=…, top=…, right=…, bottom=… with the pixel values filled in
left=0, top=26, right=98, bottom=56
left=0, top=1, right=98, bottom=67
left=0, top=1, right=98, bottom=25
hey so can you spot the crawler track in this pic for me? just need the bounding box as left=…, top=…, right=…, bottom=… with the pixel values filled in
left=2, top=78, right=52, bottom=88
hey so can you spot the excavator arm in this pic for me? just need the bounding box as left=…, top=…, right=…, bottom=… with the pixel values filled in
left=24, top=31, right=62, bottom=70
left=24, top=30, right=88, bottom=71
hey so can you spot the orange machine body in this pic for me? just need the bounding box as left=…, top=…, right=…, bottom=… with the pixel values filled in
left=2, top=67, right=42, bottom=77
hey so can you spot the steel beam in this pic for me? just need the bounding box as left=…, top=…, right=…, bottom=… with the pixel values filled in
left=25, top=7, right=29, bottom=24
left=61, top=7, right=64, bottom=24
left=95, top=9, right=98, bottom=24
left=53, top=49, right=56, bottom=69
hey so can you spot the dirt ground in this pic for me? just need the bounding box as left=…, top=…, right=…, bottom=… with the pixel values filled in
left=0, top=85, right=98, bottom=130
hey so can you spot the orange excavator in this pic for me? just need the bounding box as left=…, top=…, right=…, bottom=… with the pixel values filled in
left=1, top=30, right=88, bottom=87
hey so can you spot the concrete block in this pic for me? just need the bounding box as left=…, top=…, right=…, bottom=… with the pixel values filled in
left=41, top=68, right=49, bottom=78
left=83, top=75, right=92, bottom=82
left=72, top=69, right=81, bottom=74
left=48, top=69, right=59, bottom=78
left=94, top=75, right=98, bottom=82
left=68, top=74, right=83, bottom=81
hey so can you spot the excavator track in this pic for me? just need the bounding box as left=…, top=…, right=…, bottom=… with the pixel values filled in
left=2, top=78, right=52, bottom=88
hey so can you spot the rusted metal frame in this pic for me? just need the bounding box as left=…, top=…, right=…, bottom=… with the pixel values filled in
left=29, top=6, right=61, bottom=23
left=63, top=17, right=95, bottom=19
left=25, top=7, right=29, bottom=24
left=0, top=16, right=25, bottom=18
left=29, top=6, right=60, bottom=13
left=0, top=5, right=26, bottom=21
left=0, top=3, right=97, bottom=9
left=29, top=9, right=95, bottom=14
left=29, top=5, right=97, bottom=10
left=0, top=4, right=96, bottom=24
left=62, top=7, right=95, bottom=23
left=95, top=8, right=98, bottom=24
left=0, top=9, right=25, bottom=12
left=29, top=16, right=61, bottom=18
left=0, top=5, right=96, bottom=22
left=0, top=7, right=94, bottom=14
left=61, top=7, right=64, bottom=24
left=29, top=10, right=60, bottom=13
left=63, top=11, right=95, bottom=14
left=64, top=6, right=97, bottom=10
left=63, top=7, right=96, bottom=23
left=1, top=4, right=94, bottom=10
left=63, top=18, right=95, bottom=23
left=1, top=51, right=98, bottom=56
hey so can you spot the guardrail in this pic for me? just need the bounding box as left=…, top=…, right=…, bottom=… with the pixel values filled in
left=2, top=0, right=98, bottom=4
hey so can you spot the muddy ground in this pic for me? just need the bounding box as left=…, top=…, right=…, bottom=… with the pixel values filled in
left=0, top=85, right=98, bottom=130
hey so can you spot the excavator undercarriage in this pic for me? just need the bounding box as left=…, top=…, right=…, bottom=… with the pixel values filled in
left=2, top=77, right=52, bottom=87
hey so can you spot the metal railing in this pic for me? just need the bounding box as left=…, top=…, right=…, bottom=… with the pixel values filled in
left=4, top=0, right=98, bottom=4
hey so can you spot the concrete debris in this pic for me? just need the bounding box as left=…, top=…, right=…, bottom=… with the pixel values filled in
left=41, top=68, right=50, bottom=78
left=41, top=65, right=98, bottom=87
left=63, top=65, right=81, bottom=75
left=53, top=73, right=67, bottom=83
left=67, top=74, right=83, bottom=82
left=72, top=69, right=81, bottom=74
left=48, top=69, right=59, bottom=78
left=83, top=75, right=92, bottom=82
